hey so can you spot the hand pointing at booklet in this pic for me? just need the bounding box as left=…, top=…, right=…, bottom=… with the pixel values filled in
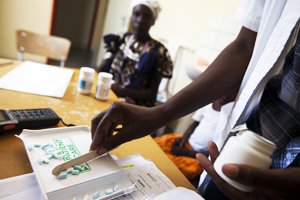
left=90, top=102, right=165, bottom=154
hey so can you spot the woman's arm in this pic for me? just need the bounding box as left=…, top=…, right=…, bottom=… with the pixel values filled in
left=96, top=40, right=120, bottom=73
left=180, top=121, right=199, bottom=146
left=96, top=59, right=110, bottom=73
left=111, top=79, right=159, bottom=102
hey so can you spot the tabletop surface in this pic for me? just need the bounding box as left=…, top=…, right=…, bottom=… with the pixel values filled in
left=0, top=58, right=195, bottom=191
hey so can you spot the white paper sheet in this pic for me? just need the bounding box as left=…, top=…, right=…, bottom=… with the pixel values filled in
left=0, top=60, right=74, bottom=98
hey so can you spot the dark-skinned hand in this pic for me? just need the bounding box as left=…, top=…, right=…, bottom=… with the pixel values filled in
left=171, top=144, right=195, bottom=157
left=173, top=136, right=189, bottom=147
left=173, top=137, right=183, bottom=146
left=90, top=102, right=161, bottom=155
left=196, top=141, right=300, bottom=200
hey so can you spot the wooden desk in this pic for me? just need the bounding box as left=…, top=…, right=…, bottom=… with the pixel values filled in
left=0, top=58, right=195, bottom=191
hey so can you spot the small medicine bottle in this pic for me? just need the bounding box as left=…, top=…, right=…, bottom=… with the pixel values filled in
left=95, top=72, right=113, bottom=101
left=213, top=128, right=276, bottom=192
left=77, top=67, right=95, bottom=94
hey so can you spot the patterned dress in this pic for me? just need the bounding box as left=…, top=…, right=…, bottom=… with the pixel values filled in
left=103, top=32, right=173, bottom=106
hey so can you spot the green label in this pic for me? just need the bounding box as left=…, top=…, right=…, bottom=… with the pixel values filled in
left=53, top=137, right=91, bottom=173
left=121, top=164, right=134, bottom=169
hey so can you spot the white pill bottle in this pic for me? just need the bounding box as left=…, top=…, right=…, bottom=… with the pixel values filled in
left=214, top=128, right=276, bottom=192
left=95, top=72, right=113, bottom=101
left=77, top=67, right=95, bottom=94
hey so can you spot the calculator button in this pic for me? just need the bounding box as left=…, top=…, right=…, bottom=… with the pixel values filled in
left=9, top=112, right=15, bottom=116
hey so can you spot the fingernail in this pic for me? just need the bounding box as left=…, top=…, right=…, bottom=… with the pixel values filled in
left=97, top=148, right=108, bottom=155
left=223, top=164, right=239, bottom=178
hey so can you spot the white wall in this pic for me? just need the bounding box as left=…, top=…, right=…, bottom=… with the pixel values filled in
left=0, top=0, right=54, bottom=63
left=150, top=0, right=241, bottom=95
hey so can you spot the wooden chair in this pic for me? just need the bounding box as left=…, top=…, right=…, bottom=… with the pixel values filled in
left=16, top=30, right=71, bottom=67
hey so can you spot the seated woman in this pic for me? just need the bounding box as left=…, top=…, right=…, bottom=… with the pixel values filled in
left=96, top=0, right=173, bottom=107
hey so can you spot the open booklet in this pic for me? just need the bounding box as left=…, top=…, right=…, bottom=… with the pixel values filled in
left=154, top=187, right=204, bottom=200
left=112, top=153, right=205, bottom=200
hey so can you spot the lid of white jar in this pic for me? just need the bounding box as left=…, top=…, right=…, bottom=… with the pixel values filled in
left=98, top=72, right=113, bottom=83
left=237, top=130, right=276, bottom=156
left=80, top=67, right=95, bottom=78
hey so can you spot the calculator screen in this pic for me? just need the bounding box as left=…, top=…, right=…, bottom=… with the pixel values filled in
left=0, top=110, right=10, bottom=121
left=0, top=113, right=5, bottom=121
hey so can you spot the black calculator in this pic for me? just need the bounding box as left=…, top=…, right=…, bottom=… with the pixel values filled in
left=0, top=108, right=61, bottom=133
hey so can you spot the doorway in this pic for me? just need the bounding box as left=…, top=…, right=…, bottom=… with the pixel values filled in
left=49, top=0, right=106, bottom=69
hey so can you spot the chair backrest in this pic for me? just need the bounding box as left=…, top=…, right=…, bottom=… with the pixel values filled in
left=16, top=30, right=71, bottom=67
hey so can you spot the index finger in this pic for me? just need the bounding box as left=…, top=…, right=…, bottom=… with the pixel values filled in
left=90, top=107, right=121, bottom=151
left=91, top=109, right=107, bottom=140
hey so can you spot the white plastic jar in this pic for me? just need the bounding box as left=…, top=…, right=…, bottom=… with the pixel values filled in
left=77, top=67, right=95, bottom=94
left=214, top=129, right=276, bottom=192
left=95, top=72, right=113, bottom=101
